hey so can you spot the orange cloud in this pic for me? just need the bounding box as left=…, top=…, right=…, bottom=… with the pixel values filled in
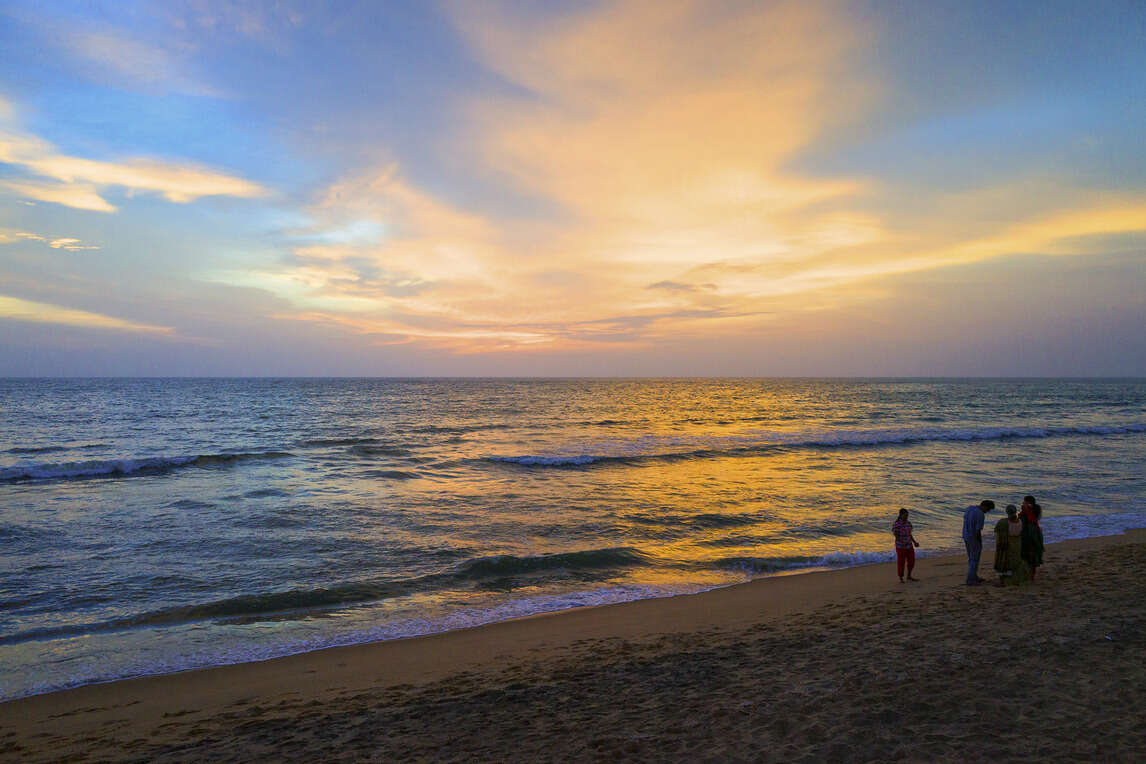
left=225, top=2, right=874, bottom=350
left=230, top=1, right=1146, bottom=354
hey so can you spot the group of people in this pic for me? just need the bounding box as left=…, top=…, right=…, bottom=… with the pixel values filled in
left=968, top=495, right=1045, bottom=586
left=890, top=495, right=1046, bottom=586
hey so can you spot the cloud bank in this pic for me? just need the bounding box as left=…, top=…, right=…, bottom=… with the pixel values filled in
left=228, top=0, right=1146, bottom=356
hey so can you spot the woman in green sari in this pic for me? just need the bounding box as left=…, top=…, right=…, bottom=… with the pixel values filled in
left=993, top=504, right=1030, bottom=586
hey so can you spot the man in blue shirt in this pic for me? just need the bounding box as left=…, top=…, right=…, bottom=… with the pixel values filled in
left=962, top=500, right=994, bottom=585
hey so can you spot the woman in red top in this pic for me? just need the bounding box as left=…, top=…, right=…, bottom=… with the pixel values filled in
left=1019, top=495, right=1044, bottom=580
left=1018, top=495, right=1040, bottom=526
left=892, top=508, right=920, bottom=583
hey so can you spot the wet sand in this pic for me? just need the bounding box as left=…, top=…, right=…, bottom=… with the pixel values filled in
left=3, top=530, right=1144, bottom=762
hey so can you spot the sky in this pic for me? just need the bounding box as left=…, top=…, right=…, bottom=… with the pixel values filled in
left=1, top=0, right=1144, bottom=376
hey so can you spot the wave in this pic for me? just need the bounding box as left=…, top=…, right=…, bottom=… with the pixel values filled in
left=492, top=454, right=602, bottom=466
left=6, top=445, right=68, bottom=455
left=716, top=550, right=895, bottom=574
left=1, top=582, right=692, bottom=702
left=0, top=523, right=49, bottom=541
left=0, top=451, right=294, bottom=483
left=487, top=422, right=1146, bottom=468
left=686, top=513, right=761, bottom=530
left=1042, top=511, right=1146, bottom=544
left=631, top=512, right=761, bottom=530
left=242, top=488, right=288, bottom=499
left=0, top=546, right=655, bottom=645
left=5, top=443, right=107, bottom=455
left=351, top=444, right=413, bottom=457
left=416, top=419, right=634, bottom=434
left=360, top=469, right=420, bottom=480
left=0, top=582, right=406, bottom=646
left=301, top=437, right=382, bottom=447
left=411, top=422, right=515, bottom=435
left=458, top=547, right=652, bottom=578
left=165, top=498, right=218, bottom=510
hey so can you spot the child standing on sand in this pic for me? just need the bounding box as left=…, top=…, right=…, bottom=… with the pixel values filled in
left=892, top=508, right=920, bottom=583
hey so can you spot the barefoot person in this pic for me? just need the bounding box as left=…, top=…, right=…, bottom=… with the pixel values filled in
left=962, top=500, right=994, bottom=586
left=892, top=508, right=920, bottom=583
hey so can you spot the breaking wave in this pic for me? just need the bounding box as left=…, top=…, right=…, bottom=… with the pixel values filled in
left=0, top=451, right=294, bottom=483
left=0, top=547, right=655, bottom=645
left=488, top=423, right=1146, bottom=468
left=716, top=550, right=895, bottom=574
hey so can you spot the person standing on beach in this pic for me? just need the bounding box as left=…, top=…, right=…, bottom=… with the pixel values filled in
left=1020, top=497, right=1045, bottom=580
left=992, top=504, right=1029, bottom=586
left=1019, top=495, right=1038, bottom=521
left=892, top=508, right=920, bottom=583
left=962, top=500, right=994, bottom=586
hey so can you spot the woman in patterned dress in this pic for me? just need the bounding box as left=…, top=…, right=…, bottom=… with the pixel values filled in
left=892, top=508, right=920, bottom=583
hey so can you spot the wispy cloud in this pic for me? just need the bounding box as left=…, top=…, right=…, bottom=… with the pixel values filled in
left=646, top=281, right=702, bottom=294
left=3, top=229, right=101, bottom=250
left=0, top=178, right=117, bottom=213
left=0, top=103, right=267, bottom=212
left=163, top=0, right=306, bottom=52
left=7, top=4, right=219, bottom=97
left=65, top=28, right=221, bottom=96
left=0, top=295, right=172, bottom=334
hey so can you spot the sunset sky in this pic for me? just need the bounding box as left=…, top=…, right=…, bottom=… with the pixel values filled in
left=2, top=0, right=1144, bottom=376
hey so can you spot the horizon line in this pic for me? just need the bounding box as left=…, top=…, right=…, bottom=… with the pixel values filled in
left=3, top=375, right=1145, bottom=381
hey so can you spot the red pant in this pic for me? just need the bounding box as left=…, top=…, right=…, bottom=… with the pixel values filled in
left=896, top=546, right=915, bottom=577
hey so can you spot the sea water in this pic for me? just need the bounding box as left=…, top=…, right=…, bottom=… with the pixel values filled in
left=2, top=378, right=1145, bottom=699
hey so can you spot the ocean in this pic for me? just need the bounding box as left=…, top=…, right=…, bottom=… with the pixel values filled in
left=2, top=378, right=1145, bottom=700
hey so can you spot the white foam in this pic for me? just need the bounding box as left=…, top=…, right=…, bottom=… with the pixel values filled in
left=0, top=451, right=291, bottom=482
left=814, top=550, right=897, bottom=567
left=1, top=584, right=702, bottom=701
left=489, top=422, right=1146, bottom=466
left=0, top=456, right=197, bottom=481
left=722, top=549, right=897, bottom=574
left=1042, top=511, right=1146, bottom=543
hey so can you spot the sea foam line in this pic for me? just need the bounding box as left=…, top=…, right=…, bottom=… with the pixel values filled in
left=1042, top=510, right=1146, bottom=544
left=0, top=451, right=294, bottom=483
left=488, top=422, right=1146, bottom=467
left=0, top=582, right=696, bottom=702
left=0, top=547, right=657, bottom=645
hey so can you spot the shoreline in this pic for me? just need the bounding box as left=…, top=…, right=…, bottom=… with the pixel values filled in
left=0, top=551, right=908, bottom=705
left=4, top=528, right=1145, bottom=760
left=0, top=542, right=1037, bottom=705
left=8, top=512, right=1144, bottom=706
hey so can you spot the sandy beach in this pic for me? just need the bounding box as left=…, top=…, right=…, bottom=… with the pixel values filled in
left=3, top=530, right=1144, bottom=762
